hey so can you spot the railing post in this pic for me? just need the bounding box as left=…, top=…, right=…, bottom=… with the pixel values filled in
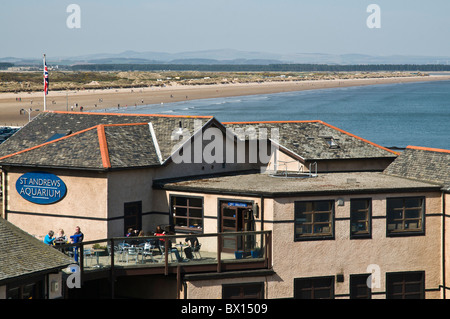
left=79, top=242, right=84, bottom=283
left=165, top=236, right=169, bottom=276
left=110, top=238, right=115, bottom=299
left=217, top=233, right=222, bottom=273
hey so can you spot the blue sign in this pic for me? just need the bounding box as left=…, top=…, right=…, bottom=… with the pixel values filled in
left=16, top=171, right=67, bottom=205
left=228, top=202, right=248, bottom=207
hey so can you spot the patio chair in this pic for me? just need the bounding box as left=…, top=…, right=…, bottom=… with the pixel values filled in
left=159, top=245, right=176, bottom=262
left=117, top=242, right=130, bottom=262
left=142, top=242, right=156, bottom=263
left=126, top=246, right=139, bottom=264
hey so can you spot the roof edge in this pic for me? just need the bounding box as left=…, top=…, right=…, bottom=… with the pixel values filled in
left=406, top=145, right=450, bottom=154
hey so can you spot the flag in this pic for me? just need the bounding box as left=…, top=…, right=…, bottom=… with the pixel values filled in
left=44, top=59, right=49, bottom=95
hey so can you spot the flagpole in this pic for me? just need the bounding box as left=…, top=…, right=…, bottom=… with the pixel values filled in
left=43, top=54, right=47, bottom=111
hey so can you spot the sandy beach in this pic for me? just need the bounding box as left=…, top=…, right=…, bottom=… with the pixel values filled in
left=1, top=75, right=450, bottom=126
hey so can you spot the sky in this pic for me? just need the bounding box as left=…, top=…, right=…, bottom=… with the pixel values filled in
left=1, top=0, right=450, bottom=59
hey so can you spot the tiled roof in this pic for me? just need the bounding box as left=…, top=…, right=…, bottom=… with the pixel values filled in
left=0, top=218, right=73, bottom=283
left=223, top=120, right=398, bottom=161
left=384, top=146, right=450, bottom=191
left=0, top=111, right=212, bottom=170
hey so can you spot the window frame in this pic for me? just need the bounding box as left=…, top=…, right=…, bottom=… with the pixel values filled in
left=350, top=198, right=372, bottom=239
left=294, top=200, right=335, bottom=241
left=222, top=282, right=264, bottom=299
left=294, top=276, right=335, bottom=299
left=170, top=195, right=204, bottom=234
left=386, top=271, right=425, bottom=299
left=350, top=274, right=372, bottom=299
left=386, top=196, right=425, bottom=237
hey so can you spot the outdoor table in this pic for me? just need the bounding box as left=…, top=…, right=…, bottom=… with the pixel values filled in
left=92, top=249, right=105, bottom=267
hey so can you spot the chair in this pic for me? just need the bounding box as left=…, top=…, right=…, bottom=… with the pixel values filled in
left=126, top=246, right=139, bottom=264
left=117, top=242, right=130, bottom=262
left=142, top=242, right=156, bottom=263
left=159, top=245, right=176, bottom=262
left=192, top=244, right=202, bottom=259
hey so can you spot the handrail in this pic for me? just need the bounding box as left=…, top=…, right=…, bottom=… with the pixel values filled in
left=55, top=230, right=272, bottom=280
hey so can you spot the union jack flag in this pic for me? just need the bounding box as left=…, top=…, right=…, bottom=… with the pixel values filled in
left=44, top=60, right=49, bottom=95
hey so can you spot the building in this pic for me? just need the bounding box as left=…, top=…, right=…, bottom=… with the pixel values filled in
left=0, top=111, right=449, bottom=299
left=0, top=217, right=73, bottom=299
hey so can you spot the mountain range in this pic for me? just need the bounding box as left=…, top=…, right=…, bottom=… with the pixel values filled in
left=2, top=49, right=450, bottom=66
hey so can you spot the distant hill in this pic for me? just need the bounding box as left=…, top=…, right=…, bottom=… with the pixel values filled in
left=3, top=49, right=450, bottom=66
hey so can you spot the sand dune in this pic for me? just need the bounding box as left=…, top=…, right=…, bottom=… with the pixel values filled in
left=1, top=75, right=450, bottom=126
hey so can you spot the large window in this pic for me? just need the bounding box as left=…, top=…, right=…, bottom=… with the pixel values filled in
left=386, top=197, right=425, bottom=236
left=350, top=199, right=372, bottom=239
left=295, top=200, right=334, bottom=240
left=294, top=276, right=334, bottom=299
left=386, top=271, right=425, bottom=299
left=171, top=196, right=203, bottom=232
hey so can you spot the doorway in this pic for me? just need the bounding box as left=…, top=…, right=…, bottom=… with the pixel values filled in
left=220, top=201, right=254, bottom=253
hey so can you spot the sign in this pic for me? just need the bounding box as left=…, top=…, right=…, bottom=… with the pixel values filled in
left=227, top=202, right=248, bottom=207
left=16, top=171, right=67, bottom=204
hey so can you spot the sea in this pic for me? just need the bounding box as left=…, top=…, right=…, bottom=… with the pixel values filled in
left=100, top=80, right=450, bottom=150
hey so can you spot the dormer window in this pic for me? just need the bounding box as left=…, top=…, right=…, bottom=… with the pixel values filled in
left=324, top=137, right=339, bottom=149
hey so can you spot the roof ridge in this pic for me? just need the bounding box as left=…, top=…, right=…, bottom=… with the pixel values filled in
left=97, top=125, right=111, bottom=169
left=46, top=110, right=212, bottom=119
left=0, top=125, right=99, bottom=161
left=406, top=145, right=450, bottom=154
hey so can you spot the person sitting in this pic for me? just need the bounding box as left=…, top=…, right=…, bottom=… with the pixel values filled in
left=167, top=235, right=183, bottom=262
left=44, top=230, right=55, bottom=245
left=184, top=233, right=200, bottom=260
left=54, top=229, right=68, bottom=245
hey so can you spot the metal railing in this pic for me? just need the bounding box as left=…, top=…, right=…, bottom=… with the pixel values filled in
left=54, top=230, right=272, bottom=278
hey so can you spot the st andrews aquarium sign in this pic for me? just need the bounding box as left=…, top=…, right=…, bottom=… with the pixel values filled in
left=16, top=172, right=67, bottom=204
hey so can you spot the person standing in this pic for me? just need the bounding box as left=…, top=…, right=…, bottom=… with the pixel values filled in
left=70, top=226, right=84, bottom=263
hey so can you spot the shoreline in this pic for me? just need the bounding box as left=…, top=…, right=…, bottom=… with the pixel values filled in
left=1, top=75, right=450, bottom=126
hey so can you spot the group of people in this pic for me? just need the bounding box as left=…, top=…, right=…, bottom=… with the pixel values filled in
left=126, top=226, right=200, bottom=262
left=44, top=226, right=84, bottom=246
left=44, top=226, right=84, bottom=262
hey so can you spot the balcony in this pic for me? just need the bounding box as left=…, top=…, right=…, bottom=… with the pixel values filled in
left=56, top=231, right=272, bottom=283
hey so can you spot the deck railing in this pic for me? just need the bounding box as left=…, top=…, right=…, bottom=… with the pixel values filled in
left=54, top=230, right=272, bottom=278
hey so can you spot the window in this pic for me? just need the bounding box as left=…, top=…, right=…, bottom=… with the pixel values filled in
left=350, top=274, right=372, bottom=299
left=294, top=276, right=334, bottom=299
left=324, top=137, right=339, bottom=149
left=7, top=280, right=44, bottom=299
left=222, top=282, right=264, bottom=299
left=387, top=197, right=425, bottom=236
left=295, top=200, right=334, bottom=240
left=171, top=196, right=203, bottom=232
left=124, top=201, right=142, bottom=235
left=386, top=271, right=425, bottom=299
left=350, top=199, right=372, bottom=239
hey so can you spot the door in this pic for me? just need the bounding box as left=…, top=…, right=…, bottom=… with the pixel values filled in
left=220, top=201, right=254, bottom=253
